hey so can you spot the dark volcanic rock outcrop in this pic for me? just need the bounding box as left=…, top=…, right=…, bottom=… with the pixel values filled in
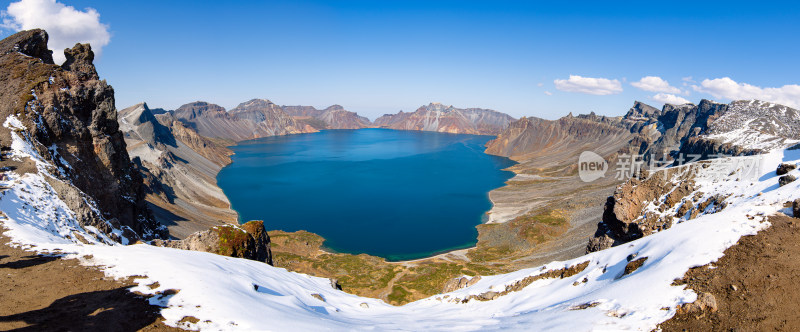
left=374, top=103, right=514, bottom=135
left=0, top=29, right=54, bottom=64
left=777, top=163, right=797, bottom=176
left=0, top=29, right=166, bottom=241
left=586, top=168, right=698, bottom=252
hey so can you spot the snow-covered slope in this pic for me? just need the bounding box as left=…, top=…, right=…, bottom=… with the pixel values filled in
left=3, top=108, right=800, bottom=330
left=704, top=100, right=800, bottom=150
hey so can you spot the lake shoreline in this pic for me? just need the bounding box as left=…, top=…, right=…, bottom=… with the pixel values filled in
left=219, top=128, right=515, bottom=262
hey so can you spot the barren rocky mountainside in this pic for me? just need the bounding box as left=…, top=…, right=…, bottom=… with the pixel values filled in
left=283, top=104, right=373, bottom=130
left=485, top=99, right=743, bottom=162
left=118, top=102, right=238, bottom=238
left=172, top=99, right=317, bottom=142
left=374, top=102, right=515, bottom=135
left=0, top=29, right=165, bottom=242
left=588, top=100, right=800, bottom=253
left=481, top=99, right=800, bottom=266
left=0, top=29, right=271, bottom=259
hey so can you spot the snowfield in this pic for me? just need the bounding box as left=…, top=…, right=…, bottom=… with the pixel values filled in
left=3, top=114, right=800, bottom=331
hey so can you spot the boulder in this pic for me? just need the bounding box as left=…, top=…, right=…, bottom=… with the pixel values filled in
left=442, top=276, right=482, bottom=293
left=61, top=43, right=98, bottom=80
left=153, top=222, right=273, bottom=265
left=779, top=174, right=796, bottom=187
left=793, top=199, right=800, bottom=218
left=777, top=163, right=797, bottom=175
left=240, top=220, right=273, bottom=265
left=678, top=292, right=718, bottom=316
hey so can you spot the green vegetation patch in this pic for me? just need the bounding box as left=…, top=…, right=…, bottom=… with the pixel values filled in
left=214, top=225, right=252, bottom=257
left=387, top=285, right=412, bottom=305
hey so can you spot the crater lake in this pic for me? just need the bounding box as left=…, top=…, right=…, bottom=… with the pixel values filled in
left=217, top=128, right=516, bottom=261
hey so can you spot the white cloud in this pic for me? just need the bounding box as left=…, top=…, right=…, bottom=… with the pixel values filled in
left=553, top=75, right=622, bottom=95
left=537, top=82, right=544, bottom=87
left=544, top=91, right=552, bottom=96
left=631, top=76, right=681, bottom=94
left=694, top=77, right=800, bottom=109
left=2, top=0, right=110, bottom=64
left=652, top=93, right=691, bottom=105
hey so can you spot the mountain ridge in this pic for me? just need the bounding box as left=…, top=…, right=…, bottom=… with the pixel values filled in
left=0, top=29, right=166, bottom=242
left=118, top=102, right=239, bottom=238
left=374, top=103, right=515, bottom=135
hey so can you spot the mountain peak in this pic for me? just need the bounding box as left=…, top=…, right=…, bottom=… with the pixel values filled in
left=0, top=29, right=54, bottom=64
left=61, top=43, right=98, bottom=79
left=324, top=104, right=345, bottom=111
left=231, top=99, right=278, bottom=113
left=625, top=100, right=660, bottom=119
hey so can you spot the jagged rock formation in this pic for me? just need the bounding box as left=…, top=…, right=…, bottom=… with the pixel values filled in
left=486, top=99, right=741, bottom=163
left=172, top=99, right=317, bottom=142
left=0, top=29, right=166, bottom=241
left=630, top=100, right=727, bottom=160
left=152, top=220, right=273, bottom=265
left=678, top=100, right=800, bottom=159
left=584, top=99, right=800, bottom=252
left=283, top=104, right=372, bottom=130
left=118, top=103, right=238, bottom=238
left=487, top=99, right=800, bottom=165
left=374, top=103, right=514, bottom=135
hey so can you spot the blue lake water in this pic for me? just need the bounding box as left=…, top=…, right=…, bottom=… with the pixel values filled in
left=217, top=129, right=516, bottom=261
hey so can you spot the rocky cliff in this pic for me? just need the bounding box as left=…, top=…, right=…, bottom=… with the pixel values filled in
left=118, top=103, right=238, bottom=238
left=283, top=104, right=372, bottom=130
left=485, top=113, right=635, bottom=161
left=481, top=98, right=799, bottom=264
left=0, top=29, right=166, bottom=241
left=586, top=99, right=800, bottom=252
left=374, top=103, right=514, bottom=135
left=172, top=99, right=317, bottom=142
left=153, top=220, right=273, bottom=265
left=228, top=98, right=318, bottom=136
left=484, top=99, right=776, bottom=163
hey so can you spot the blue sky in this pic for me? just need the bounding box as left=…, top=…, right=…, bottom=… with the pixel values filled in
left=2, top=0, right=800, bottom=119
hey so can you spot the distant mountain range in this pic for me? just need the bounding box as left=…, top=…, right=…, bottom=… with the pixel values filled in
left=171, top=100, right=316, bottom=142
left=283, top=104, right=372, bottom=130
left=486, top=98, right=799, bottom=162
left=375, top=102, right=515, bottom=135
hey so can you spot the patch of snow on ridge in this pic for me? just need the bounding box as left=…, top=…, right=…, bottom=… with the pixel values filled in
left=704, top=100, right=800, bottom=151
left=2, top=109, right=800, bottom=330
left=1, top=115, right=118, bottom=246
left=0, top=172, right=112, bottom=246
